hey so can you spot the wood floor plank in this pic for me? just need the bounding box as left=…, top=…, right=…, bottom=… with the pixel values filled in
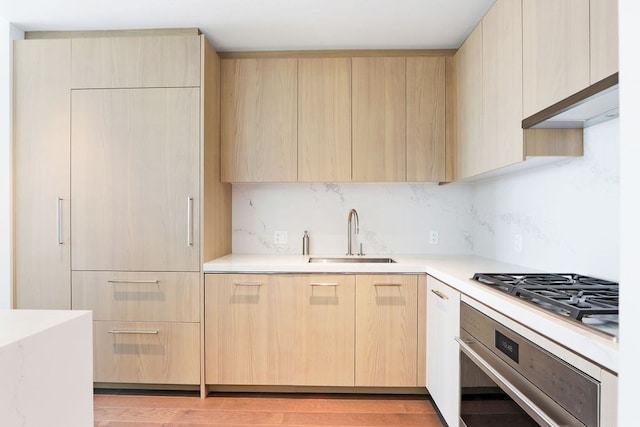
left=93, top=392, right=444, bottom=427
left=95, top=394, right=226, bottom=410
left=218, top=395, right=415, bottom=413
left=282, top=412, right=441, bottom=426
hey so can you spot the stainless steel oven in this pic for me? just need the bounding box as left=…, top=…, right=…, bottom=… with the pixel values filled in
left=457, top=302, right=600, bottom=427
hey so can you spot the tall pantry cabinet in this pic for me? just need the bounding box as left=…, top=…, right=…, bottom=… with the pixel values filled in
left=13, top=39, right=71, bottom=309
left=13, top=31, right=231, bottom=388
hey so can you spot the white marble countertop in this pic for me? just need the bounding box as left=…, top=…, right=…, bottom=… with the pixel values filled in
left=204, top=253, right=619, bottom=373
left=0, top=309, right=92, bottom=348
left=0, top=309, right=94, bottom=427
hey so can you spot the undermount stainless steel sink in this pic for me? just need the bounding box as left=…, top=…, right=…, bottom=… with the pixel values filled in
left=308, top=257, right=396, bottom=264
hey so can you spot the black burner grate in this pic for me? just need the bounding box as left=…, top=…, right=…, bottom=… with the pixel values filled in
left=472, top=273, right=619, bottom=320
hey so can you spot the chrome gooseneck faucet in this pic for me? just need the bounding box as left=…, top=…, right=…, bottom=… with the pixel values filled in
left=346, top=208, right=359, bottom=256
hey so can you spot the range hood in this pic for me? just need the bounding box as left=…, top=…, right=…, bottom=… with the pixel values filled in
left=522, top=73, right=619, bottom=129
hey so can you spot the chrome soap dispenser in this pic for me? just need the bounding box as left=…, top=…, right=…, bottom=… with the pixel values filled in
left=302, top=230, right=310, bottom=255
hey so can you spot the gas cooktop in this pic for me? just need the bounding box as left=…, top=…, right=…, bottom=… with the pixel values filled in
left=472, top=273, right=619, bottom=338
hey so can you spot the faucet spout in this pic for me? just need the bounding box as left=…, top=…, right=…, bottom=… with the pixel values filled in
left=346, top=208, right=359, bottom=256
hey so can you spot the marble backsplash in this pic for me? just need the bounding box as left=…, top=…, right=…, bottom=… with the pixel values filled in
left=231, top=119, right=619, bottom=281
left=232, top=181, right=474, bottom=256
left=471, top=118, right=620, bottom=281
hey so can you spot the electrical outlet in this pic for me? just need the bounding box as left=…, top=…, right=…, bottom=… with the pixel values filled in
left=429, top=230, right=439, bottom=245
left=274, top=230, right=288, bottom=244
left=514, top=234, right=523, bottom=253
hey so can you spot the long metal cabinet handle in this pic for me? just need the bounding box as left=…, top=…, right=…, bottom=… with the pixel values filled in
left=430, top=289, right=449, bottom=300
left=56, top=197, right=63, bottom=245
left=187, top=196, right=194, bottom=247
left=233, top=282, right=263, bottom=286
left=373, top=283, right=402, bottom=287
left=108, top=329, right=159, bottom=335
left=107, top=279, right=159, bottom=284
left=455, top=337, right=561, bottom=427
left=310, top=282, right=339, bottom=287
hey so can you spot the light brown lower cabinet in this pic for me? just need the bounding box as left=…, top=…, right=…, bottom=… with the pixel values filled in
left=73, top=271, right=201, bottom=385
left=205, top=274, right=297, bottom=385
left=205, top=274, right=355, bottom=386
left=205, top=273, right=422, bottom=388
left=293, top=275, right=356, bottom=386
left=355, top=274, right=419, bottom=387
left=93, top=320, right=200, bottom=384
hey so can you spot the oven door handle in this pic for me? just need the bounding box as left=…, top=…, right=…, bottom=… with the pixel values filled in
left=455, top=337, right=561, bottom=427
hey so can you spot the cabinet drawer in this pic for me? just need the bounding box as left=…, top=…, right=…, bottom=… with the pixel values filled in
left=72, top=271, right=199, bottom=322
left=93, top=320, right=200, bottom=385
left=71, top=35, right=201, bottom=88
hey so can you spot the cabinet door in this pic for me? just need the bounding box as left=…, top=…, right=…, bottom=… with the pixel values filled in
left=13, top=39, right=71, bottom=309
left=294, top=275, right=355, bottom=386
left=482, top=0, right=524, bottom=171
left=71, top=35, right=201, bottom=89
left=590, top=0, right=618, bottom=83
left=221, top=58, right=297, bottom=182
left=522, top=0, right=590, bottom=117
left=352, top=57, right=406, bottom=182
left=355, top=274, right=418, bottom=386
left=426, top=276, right=461, bottom=427
left=454, top=23, right=484, bottom=180
left=71, top=88, right=200, bottom=271
left=205, top=274, right=296, bottom=385
left=298, top=58, right=352, bottom=182
left=406, top=57, right=446, bottom=182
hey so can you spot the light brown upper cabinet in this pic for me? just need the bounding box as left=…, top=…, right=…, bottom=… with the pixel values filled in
left=71, top=35, right=201, bottom=88
left=455, top=0, right=583, bottom=181
left=221, top=53, right=448, bottom=183
left=352, top=57, right=406, bottom=182
left=13, top=39, right=72, bottom=309
left=522, top=0, right=590, bottom=118
left=406, top=57, right=447, bottom=182
left=454, top=22, right=483, bottom=180
left=482, top=0, right=523, bottom=172
left=221, top=58, right=298, bottom=182
left=590, top=0, right=618, bottom=83
left=298, top=58, right=352, bottom=182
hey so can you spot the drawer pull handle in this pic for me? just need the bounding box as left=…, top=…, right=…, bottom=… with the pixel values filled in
left=108, top=329, right=159, bottom=335
left=431, top=289, right=449, bottom=300
left=310, top=282, right=339, bottom=287
left=107, top=280, right=159, bottom=284
left=374, top=283, right=402, bottom=287
left=234, top=282, right=263, bottom=286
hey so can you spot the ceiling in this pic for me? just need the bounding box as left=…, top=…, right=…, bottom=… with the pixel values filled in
left=1, top=0, right=495, bottom=51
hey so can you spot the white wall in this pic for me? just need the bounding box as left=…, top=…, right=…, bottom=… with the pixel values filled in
left=472, top=119, right=620, bottom=281
left=0, top=18, right=10, bottom=309
left=618, top=0, right=639, bottom=424
left=232, top=182, right=474, bottom=255
left=0, top=19, right=23, bottom=309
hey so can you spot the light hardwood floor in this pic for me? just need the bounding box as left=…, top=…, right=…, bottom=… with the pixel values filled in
left=94, top=392, right=444, bottom=426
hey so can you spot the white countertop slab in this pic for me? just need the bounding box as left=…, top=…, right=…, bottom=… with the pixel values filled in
left=204, top=254, right=619, bottom=373
left=0, top=309, right=94, bottom=427
left=0, top=309, right=90, bottom=347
